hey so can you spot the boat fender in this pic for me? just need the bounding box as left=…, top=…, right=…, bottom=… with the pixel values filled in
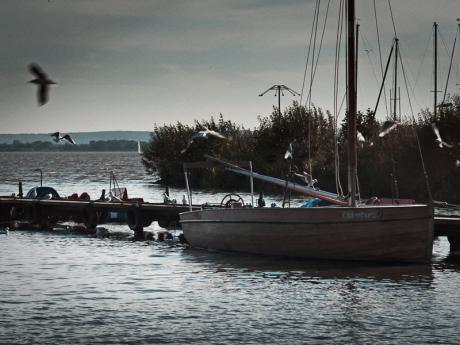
left=157, top=231, right=173, bottom=241
left=95, top=226, right=109, bottom=238
left=79, top=192, right=90, bottom=201
left=178, top=233, right=189, bottom=245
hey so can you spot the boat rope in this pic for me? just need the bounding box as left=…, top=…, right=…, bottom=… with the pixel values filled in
left=372, top=40, right=395, bottom=118
left=387, top=0, right=398, bottom=38
left=442, top=25, right=459, bottom=105
left=398, top=46, right=425, bottom=117
left=373, top=0, right=389, bottom=118
left=333, top=0, right=345, bottom=197
left=299, top=0, right=320, bottom=106
left=306, top=0, right=331, bottom=183
left=412, top=32, right=432, bottom=104
left=359, top=30, right=383, bottom=87
left=305, top=0, right=331, bottom=108
left=398, top=48, right=433, bottom=202
left=307, top=0, right=321, bottom=182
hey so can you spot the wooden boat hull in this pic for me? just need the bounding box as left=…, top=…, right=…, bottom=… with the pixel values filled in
left=180, top=205, right=434, bottom=263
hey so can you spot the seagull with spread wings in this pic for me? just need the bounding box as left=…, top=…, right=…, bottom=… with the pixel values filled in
left=50, top=132, right=76, bottom=145
left=378, top=120, right=399, bottom=138
left=431, top=123, right=453, bottom=148
left=181, top=127, right=226, bottom=154
left=28, top=63, right=57, bottom=106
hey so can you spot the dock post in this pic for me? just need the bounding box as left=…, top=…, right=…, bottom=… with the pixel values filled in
left=127, top=206, right=145, bottom=240
left=133, top=225, right=144, bottom=241
left=448, top=236, right=460, bottom=253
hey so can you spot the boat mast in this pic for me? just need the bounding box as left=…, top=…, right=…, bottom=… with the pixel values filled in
left=434, top=22, right=438, bottom=119
left=393, top=37, right=399, bottom=121
left=347, top=0, right=357, bottom=207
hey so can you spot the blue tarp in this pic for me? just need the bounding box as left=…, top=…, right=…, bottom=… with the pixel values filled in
left=300, top=198, right=333, bottom=208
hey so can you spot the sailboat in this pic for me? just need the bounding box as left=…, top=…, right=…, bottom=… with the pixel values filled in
left=179, top=0, right=433, bottom=263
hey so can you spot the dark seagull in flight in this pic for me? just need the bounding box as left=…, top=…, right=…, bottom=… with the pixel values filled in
left=431, top=123, right=453, bottom=148
left=50, top=132, right=76, bottom=145
left=378, top=120, right=399, bottom=138
left=181, top=127, right=226, bottom=154
left=28, top=63, right=57, bottom=106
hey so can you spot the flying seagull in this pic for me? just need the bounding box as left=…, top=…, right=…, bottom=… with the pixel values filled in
left=50, top=132, right=76, bottom=145
left=357, top=131, right=365, bottom=147
left=378, top=120, right=398, bottom=138
left=181, top=127, right=226, bottom=154
left=431, top=123, right=453, bottom=148
left=357, top=131, right=374, bottom=148
left=294, top=171, right=317, bottom=188
left=284, top=143, right=293, bottom=160
left=28, top=63, right=57, bottom=106
left=191, top=127, right=226, bottom=141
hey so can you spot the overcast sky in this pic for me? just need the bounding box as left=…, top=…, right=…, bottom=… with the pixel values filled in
left=1, top=0, right=459, bottom=133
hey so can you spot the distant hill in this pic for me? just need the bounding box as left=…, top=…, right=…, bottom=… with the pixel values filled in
left=0, top=131, right=151, bottom=144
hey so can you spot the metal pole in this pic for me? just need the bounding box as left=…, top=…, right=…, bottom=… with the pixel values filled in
left=356, top=23, right=359, bottom=90
left=278, top=85, right=281, bottom=116
left=393, top=38, right=399, bottom=121
left=249, top=161, right=254, bottom=207
left=347, top=0, right=357, bottom=207
left=183, top=167, right=192, bottom=211
left=34, top=168, right=43, bottom=187
left=373, top=42, right=395, bottom=116
left=434, top=22, right=438, bottom=119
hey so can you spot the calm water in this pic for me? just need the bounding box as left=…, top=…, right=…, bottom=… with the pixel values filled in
left=1, top=152, right=460, bottom=344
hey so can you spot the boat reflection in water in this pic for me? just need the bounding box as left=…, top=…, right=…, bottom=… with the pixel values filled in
left=181, top=248, right=434, bottom=282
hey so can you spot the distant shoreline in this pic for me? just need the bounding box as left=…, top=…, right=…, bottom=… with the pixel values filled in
left=0, top=140, right=146, bottom=152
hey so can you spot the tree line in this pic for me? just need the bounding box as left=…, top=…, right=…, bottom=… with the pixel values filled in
left=142, top=95, right=460, bottom=203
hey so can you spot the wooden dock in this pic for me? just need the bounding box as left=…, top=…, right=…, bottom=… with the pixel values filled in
left=434, top=216, right=460, bottom=251
left=1, top=196, right=460, bottom=251
left=0, top=196, right=202, bottom=239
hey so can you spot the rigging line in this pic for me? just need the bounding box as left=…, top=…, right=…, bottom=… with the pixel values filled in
left=387, top=0, right=398, bottom=38
left=455, top=26, right=460, bottom=83
left=440, top=28, right=460, bottom=83
left=399, top=46, right=424, bottom=112
left=438, top=29, right=460, bottom=81
left=442, top=25, right=458, bottom=104
left=334, top=0, right=345, bottom=197
left=360, top=30, right=381, bottom=87
left=373, top=40, right=395, bottom=119
left=305, top=0, right=331, bottom=107
left=387, top=0, right=399, bottom=118
left=373, top=0, right=389, bottom=118
left=413, top=31, right=432, bottom=93
left=307, top=0, right=320, bottom=109
left=399, top=48, right=433, bottom=202
left=307, top=0, right=321, bottom=180
left=334, top=0, right=344, bottom=125
left=299, top=0, right=320, bottom=105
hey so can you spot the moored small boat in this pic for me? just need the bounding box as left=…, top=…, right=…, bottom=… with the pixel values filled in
left=180, top=205, right=433, bottom=263
left=179, top=0, right=434, bottom=264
